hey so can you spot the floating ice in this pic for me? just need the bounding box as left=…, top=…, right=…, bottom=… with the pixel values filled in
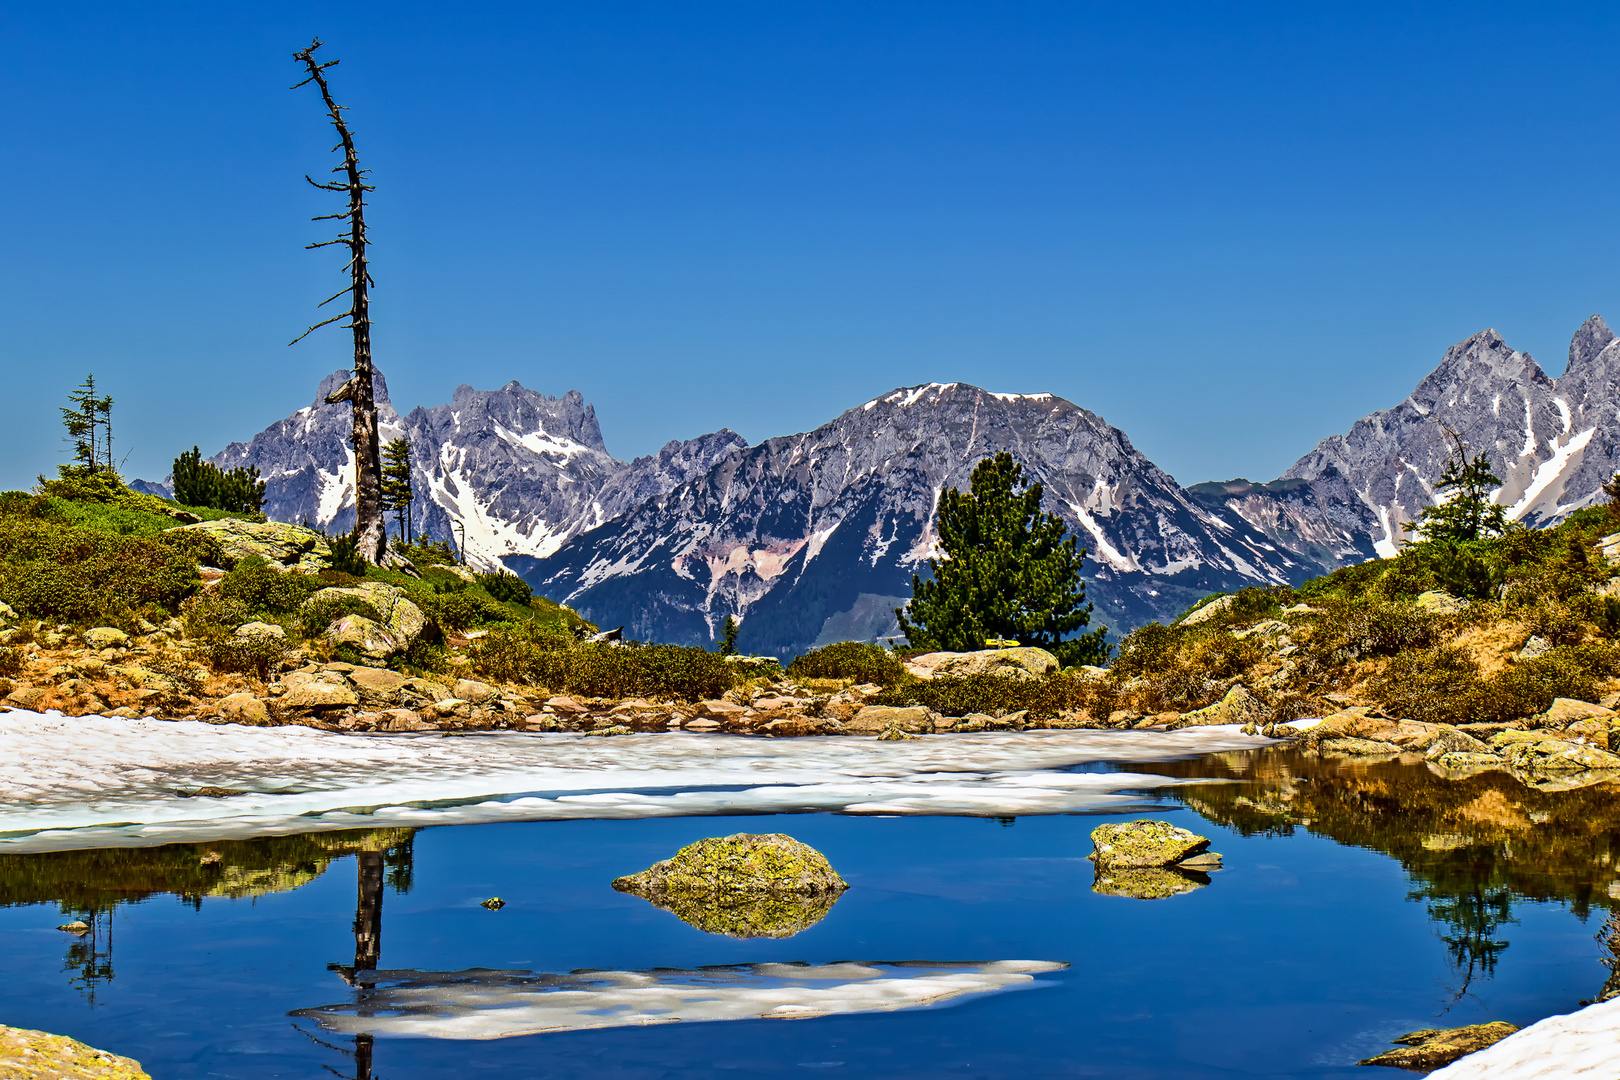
left=292, top=960, right=1068, bottom=1040
left=0, top=710, right=1269, bottom=852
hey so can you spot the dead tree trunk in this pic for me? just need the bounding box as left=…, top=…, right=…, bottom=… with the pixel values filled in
left=292, top=38, right=387, bottom=564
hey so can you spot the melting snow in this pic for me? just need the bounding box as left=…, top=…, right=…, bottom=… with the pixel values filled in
left=1427, top=995, right=1620, bottom=1078
left=1068, top=502, right=1135, bottom=572
left=0, top=712, right=1270, bottom=853
left=1373, top=505, right=1399, bottom=560
left=293, top=960, right=1067, bottom=1040
left=1506, top=427, right=1597, bottom=521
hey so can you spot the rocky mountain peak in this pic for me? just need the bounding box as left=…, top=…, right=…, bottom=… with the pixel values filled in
left=1568, top=314, right=1616, bottom=373
left=314, top=368, right=392, bottom=408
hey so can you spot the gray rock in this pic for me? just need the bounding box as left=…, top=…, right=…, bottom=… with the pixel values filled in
left=1180, top=594, right=1236, bottom=625
left=233, top=621, right=286, bottom=641
left=1416, top=590, right=1468, bottom=615
left=81, top=627, right=129, bottom=650
left=168, top=518, right=333, bottom=572
left=904, top=647, right=1058, bottom=680
left=1518, top=635, right=1553, bottom=660
left=847, top=705, right=933, bottom=734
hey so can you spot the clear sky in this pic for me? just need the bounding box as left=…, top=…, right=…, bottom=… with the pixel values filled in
left=3, top=2, right=1618, bottom=491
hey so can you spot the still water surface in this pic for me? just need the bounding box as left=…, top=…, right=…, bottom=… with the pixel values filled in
left=1, top=748, right=1616, bottom=1078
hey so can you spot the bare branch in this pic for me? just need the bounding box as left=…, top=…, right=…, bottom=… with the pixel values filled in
left=316, top=284, right=355, bottom=308
left=287, top=311, right=352, bottom=346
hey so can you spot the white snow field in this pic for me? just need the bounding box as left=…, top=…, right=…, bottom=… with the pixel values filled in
left=1427, top=996, right=1620, bottom=1079
left=292, top=960, right=1069, bottom=1040
left=0, top=710, right=1269, bottom=852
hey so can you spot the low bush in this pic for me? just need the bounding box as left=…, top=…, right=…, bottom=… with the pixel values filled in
left=874, top=670, right=1107, bottom=721
left=393, top=538, right=459, bottom=567
left=0, top=645, right=21, bottom=677
left=478, top=570, right=533, bottom=604
left=219, top=558, right=322, bottom=615
left=467, top=626, right=737, bottom=701
left=182, top=595, right=252, bottom=642
left=1370, top=642, right=1620, bottom=725
left=326, top=531, right=368, bottom=577
left=1107, top=622, right=1267, bottom=713
left=0, top=517, right=199, bottom=624
left=202, top=635, right=291, bottom=679
left=787, top=641, right=906, bottom=685
left=424, top=590, right=514, bottom=632
left=1303, top=599, right=1442, bottom=663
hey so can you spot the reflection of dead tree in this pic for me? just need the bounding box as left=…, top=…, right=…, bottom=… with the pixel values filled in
left=1598, top=912, right=1620, bottom=1003
left=314, top=851, right=386, bottom=1079
left=60, top=907, right=115, bottom=1005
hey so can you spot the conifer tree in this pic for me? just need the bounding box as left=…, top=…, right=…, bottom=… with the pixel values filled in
left=381, top=437, right=414, bottom=542
left=60, top=374, right=113, bottom=472
left=717, top=615, right=740, bottom=656
left=896, top=452, right=1108, bottom=667
left=1405, top=429, right=1509, bottom=544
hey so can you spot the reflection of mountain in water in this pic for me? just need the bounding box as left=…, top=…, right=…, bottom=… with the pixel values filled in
left=1146, top=749, right=1620, bottom=995
left=292, top=961, right=1068, bottom=1040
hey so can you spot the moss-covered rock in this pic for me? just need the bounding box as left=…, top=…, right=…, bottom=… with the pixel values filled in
left=1357, top=1021, right=1519, bottom=1069
left=169, top=518, right=331, bottom=571
left=613, top=833, right=848, bottom=936
left=0, top=1024, right=151, bottom=1078
left=615, top=833, right=847, bottom=897
left=1089, top=820, right=1216, bottom=870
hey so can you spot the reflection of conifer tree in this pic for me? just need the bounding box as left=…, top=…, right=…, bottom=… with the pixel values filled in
left=1598, top=912, right=1620, bottom=1003
left=59, top=907, right=115, bottom=1004
left=1410, top=883, right=1516, bottom=999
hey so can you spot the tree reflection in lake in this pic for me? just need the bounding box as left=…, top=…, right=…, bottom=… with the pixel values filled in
left=0, top=829, right=415, bottom=1003
left=1139, top=747, right=1620, bottom=1000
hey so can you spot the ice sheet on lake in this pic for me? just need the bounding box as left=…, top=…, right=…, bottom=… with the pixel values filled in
left=292, top=960, right=1068, bottom=1039
left=0, top=710, right=1269, bottom=852
left=1427, top=995, right=1620, bottom=1079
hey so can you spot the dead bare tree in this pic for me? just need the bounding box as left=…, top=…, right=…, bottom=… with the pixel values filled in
left=292, top=38, right=388, bottom=564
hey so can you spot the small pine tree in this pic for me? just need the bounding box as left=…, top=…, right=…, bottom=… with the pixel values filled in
left=1604, top=471, right=1620, bottom=523
left=60, top=374, right=113, bottom=472
left=381, top=438, right=415, bottom=542
left=896, top=452, right=1108, bottom=667
left=717, top=615, right=740, bottom=655
left=171, top=446, right=265, bottom=513
left=1405, top=430, right=1509, bottom=544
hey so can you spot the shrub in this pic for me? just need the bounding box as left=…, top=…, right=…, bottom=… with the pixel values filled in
left=327, top=531, right=368, bottom=577
left=873, top=670, right=1103, bottom=720
left=1305, top=599, right=1441, bottom=663
left=182, top=595, right=252, bottom=642
left=0, top=518, right=199, bottom=623
left=156, top=527, right=227, bottom=569
left=1107, top=623, right=1266, bottom=713
left=202, top=635, right=291, bottom=679
left=1178, top=587, right=1295, bottom=627
left=1369, top=647, right=1482, bottom=725
left=219, top=558, right=322, bottom=614
left=0, top=645, right=21, bottom=677
left=478, top=570, right=532, bottom=604
left=467, top=627, right=737, bottom=701
left=787, top=641, right=906, bottom=685
left=393, top=537, right=460, bottom=567
left=171, top=447, right=266, bottom=513
left=298, top=594, right=382, bottom=637
left=1371, top=642, right=1620, bottom=725
left=424, top=590, right=513, bottom=632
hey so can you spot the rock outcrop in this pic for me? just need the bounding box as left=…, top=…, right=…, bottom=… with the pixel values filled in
left=612, top=833, right=849, bottom=938
left=170, top=518, right=333, bottom=572
left=0, top=1024, right=151, bottom=1079
left=904, top=647, right=1059, bottom=680
left=1089, top=820, right=1221, bottom=871
left=1358, top=1021, right=1520, bottom=1070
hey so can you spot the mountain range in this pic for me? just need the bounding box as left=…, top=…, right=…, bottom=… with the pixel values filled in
left=136, top=315, right=1620, bottom=658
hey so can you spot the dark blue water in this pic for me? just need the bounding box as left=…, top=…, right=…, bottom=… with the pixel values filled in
left=0, top=801, right=1607, bottom=1078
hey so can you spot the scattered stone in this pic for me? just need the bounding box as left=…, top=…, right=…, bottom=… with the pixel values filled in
left=185, top=787, right=248, bottom=798
left=1423, top=727, right=1492, bottom=761
left=1232, top=619, right=1290, bottom=640
left=545, top=695, right=589, bottom=714
left=585, top=724, right=634, bottom=737
left=1089, top=820, right=1217, bottom=870
left=377, top=708, right=431, bottom=732
left=522, top=713, right=561, bottom=732
left=347, top=666, right=412, bottom=702
left=1181, top=594, right=1236, bottom=625
left=279, top=679, right=360, bottom=710
left=877, top=726, right=917, bottom=741
left=1535, top=697, right=1616, bottom=728
left=1416, top=590, right=1468, bottom=615
left=170, top=518, right=332, bottom=572
left=81, top=626, right=130, bottom=650
left=5, top=687, right=47, bottom=710
left=1434, top=751, right=1506, bottom=772
left=1357, top=1021, right=1519, bottom=1070
left=848, top=705, right=933, bottom=734
left=480, top=897, right=506, bottom=911
left=305, top=582, right=427, bottom=657
left=1518, top=635, right=1552, bottom=661
left=683, top=718, right=722, bottom=732
left=453, top=678, right=500, bottom=704
left=217, top=692, right=272, bottom=726
left=0, top=1023, right=152, bottom=1079
left=1600, top=532, right=1620, bottom=567
left=1177, top=684, right=1269, bottom=728
left=0, top=601, right=15, bottom=624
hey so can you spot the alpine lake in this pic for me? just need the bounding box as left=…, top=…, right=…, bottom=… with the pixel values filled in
left=3, top=742, right=1617, bottom=1079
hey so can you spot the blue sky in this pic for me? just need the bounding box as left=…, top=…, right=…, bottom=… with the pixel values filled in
left=3, top=2, right=1618, bottom=490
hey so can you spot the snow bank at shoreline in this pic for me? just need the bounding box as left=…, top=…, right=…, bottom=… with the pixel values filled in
left=0, top=710, right=1269, bottom=852
left=1428, top=997, right=1620, bottom=1078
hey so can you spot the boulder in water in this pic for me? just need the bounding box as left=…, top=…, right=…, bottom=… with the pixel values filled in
left=1357, top=1021, right=1519, bottom=1070
left=1089, top=820, right=1219, bottom=871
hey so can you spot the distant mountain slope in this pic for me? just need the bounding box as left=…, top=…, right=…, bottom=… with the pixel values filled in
left=1202, top=316, right=1620, bottom=563
left=140, top=370, right=746, bottom=564
left=510, top=383, right=1312, bottom=657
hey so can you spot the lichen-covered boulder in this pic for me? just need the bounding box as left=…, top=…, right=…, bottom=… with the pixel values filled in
left=305, top=582, right=426, bottom=658
left=233, top=621, right=286, bottom=641
left=1180, top=594, right=1235, bottom=626
left=168, top=518, right=332, bottom=572
left=1357, top=1022, right=1519, bottom=1070
left=0, top=1024, right=151, bottom=1078
left=1502, top=738, right=1620, bottom=773
left=278, top=673, right=359, bottom=710
left=1175, top=684, right=1268, bottom=728
left=82, top=626, right=130, bottom=650
left=452, top=677, right=500, bottom=704
left=1536, top=697, right=1616, bottom=728
left=613, top=833, right=848, bottom=939
left=1416, top=590, right=1468, bottom=615
left=1089, top=820, right=1216, bottom=870
left=218, top=692, right=272, bottom=725
left=847, top=705, right=933, bottom=734
left=904, top=647, right=1058, bottom=681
